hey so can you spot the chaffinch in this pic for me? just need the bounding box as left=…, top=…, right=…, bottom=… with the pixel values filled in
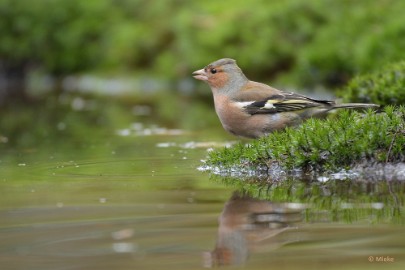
left=193, top=58, right=379, bottom=138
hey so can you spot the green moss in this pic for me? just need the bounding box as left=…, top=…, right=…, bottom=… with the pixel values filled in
left=338, top=61, right=405, bottom=105
left=206, top=106, right=405, bottom=173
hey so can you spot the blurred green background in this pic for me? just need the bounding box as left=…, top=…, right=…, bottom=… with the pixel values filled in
left=1, top=0, right=405, bottom=146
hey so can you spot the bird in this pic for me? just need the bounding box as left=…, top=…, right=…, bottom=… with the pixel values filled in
left=192, top=58, right=379, bottom=139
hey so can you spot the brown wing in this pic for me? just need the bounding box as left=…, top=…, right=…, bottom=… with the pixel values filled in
left=233, top=81, right=335, bottom=115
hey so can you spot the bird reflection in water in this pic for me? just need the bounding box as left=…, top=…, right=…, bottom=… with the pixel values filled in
left=204, top=191, right=306, bottom=267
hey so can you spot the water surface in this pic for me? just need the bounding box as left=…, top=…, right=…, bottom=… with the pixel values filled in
left=0, top=124, right=404, bottom=269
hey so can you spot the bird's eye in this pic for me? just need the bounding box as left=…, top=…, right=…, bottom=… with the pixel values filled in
left=210, top=68, right=217, bottom=74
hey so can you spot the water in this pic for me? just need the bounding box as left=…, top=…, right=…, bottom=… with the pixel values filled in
left=0, top=122, right=405, bottom=270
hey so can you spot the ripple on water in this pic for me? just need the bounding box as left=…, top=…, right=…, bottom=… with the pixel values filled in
left=0, top=200, right=223, bottom=269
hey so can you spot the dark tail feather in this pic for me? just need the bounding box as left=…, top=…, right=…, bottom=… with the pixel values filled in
left=331, top=103, right=380, bottom=110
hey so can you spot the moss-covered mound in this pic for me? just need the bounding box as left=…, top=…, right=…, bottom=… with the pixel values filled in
left=339, top=61, right=405, bottom=105
left=205, top=106, right=405, bottom=175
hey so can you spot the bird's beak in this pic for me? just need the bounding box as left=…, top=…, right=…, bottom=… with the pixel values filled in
left=192, top=69, right=208, bottom=81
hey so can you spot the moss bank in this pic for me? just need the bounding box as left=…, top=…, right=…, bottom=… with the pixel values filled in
left=339, top=60, right=405, bottom=105
left=205, top=106, right=405, bottom=176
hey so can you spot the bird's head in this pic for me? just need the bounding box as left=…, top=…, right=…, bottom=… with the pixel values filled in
left=193, top=58, right=247, bottom=91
